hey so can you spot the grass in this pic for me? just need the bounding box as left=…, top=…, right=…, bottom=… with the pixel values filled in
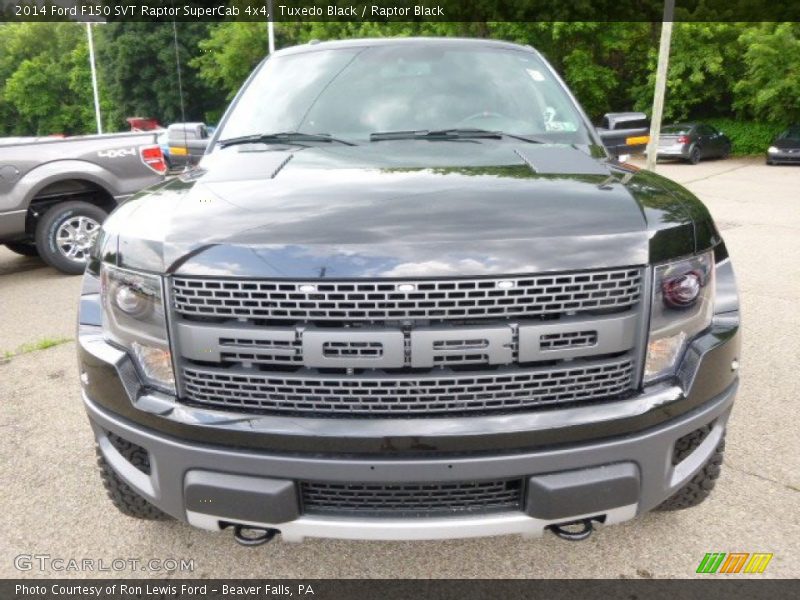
left=1, top=336, right=73, bottom=361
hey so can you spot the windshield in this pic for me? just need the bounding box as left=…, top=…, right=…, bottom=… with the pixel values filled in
left=778, top=126, right=800, bottom=141
left=216, top=44, right=592, bottom=145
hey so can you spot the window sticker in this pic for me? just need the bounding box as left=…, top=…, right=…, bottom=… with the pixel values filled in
left=526, top=69, right=545, bottom=82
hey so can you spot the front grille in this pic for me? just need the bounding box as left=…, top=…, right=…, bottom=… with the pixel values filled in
left=172, top=267, right=641, bottom=322
left=181, top=357, right=634, bottom=416
left=300, top=479, right=523, bottom=517
left=323, top=341, right=383, bottom=358
left=540, top=330, right=598, bottom=350
left=219, top=335, right=303, bottom=366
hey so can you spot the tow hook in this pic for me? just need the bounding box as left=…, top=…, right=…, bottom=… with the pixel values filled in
left=547, top=518, right=595, bottom=541
left=231, top=524, right=279, bottom=547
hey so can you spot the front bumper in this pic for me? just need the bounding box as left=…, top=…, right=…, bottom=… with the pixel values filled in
left=81, top=315, right=739, bottom=541
left=767, top=151, right=800, bottom=164
left=86, top=380, right=734, bottom=541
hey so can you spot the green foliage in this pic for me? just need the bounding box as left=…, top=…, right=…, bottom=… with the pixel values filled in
left=1, top=336, right=73, bottom=361
left=706, top=118, right=787, bottom=155
left=733, top=23, right=800, bottom=123
left=192, top=22, right=269, bottom=108
left=634, top=23, right=744, bottom=122
left=0, top=23, right=99, bottom=135
left=1, top=20, right=798, bottom=144
left=97, top=22, right=217, bottom=130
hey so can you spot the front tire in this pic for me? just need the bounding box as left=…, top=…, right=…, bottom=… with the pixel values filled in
left=34, top=201, right=106, bottom=275
left=3, top=241, right=39, bottom=257
left=688, top=147, right=701, bottom=165
left=656, top=434, right=725, bottom=511
left=96, top=442, right=171, bottom=521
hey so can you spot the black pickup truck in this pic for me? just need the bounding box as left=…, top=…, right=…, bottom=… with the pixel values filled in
left=78, top=38, right=740, bottom=545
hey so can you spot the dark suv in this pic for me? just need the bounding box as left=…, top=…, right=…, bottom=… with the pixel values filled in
left=78, top=38, right=739, bottom=544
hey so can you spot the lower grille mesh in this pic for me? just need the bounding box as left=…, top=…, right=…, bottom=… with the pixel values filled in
left=181, top=357, right=633, bottom=416
left=301, top=479, right=523, bottom=517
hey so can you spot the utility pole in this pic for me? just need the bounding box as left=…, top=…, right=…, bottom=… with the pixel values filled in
left=645, top=0, right=675, bottom=172
left=86, top=22, right=103, bottom=134
left=267, top=0, right=275, bottom=54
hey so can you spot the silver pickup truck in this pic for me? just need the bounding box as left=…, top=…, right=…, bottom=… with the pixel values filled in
left=0, top=132, right=166, bottom=274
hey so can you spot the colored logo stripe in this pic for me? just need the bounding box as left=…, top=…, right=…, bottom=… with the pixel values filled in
left=720, top=553, right=749, bottom=573
left=744, top=553, right=773, bottom=574
left=697, top=553, right=726, bottom=573
left=696, top=552, right=773, bottom=574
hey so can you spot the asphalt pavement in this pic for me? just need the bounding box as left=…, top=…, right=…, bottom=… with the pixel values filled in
left=0, top=157, right=798, bottom=578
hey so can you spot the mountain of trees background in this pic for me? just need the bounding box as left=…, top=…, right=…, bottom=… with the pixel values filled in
left=0, top=21, right=798, bottom=153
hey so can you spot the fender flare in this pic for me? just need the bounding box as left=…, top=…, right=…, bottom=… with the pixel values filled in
left=16, top=159, right=123, bottom=210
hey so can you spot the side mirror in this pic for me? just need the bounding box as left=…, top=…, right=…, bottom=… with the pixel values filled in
left=597, top=112, right=650, bottom=158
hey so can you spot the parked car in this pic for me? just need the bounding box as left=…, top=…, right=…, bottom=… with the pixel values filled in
left=766, top=125, right=800, bottom=165
left=0, top=132, right=166, bottom=273
left=654, top=122, right=731, bottom=164
left=163, top=122, right=211, bottom=169
left=78, top=38, right=739, bottom=545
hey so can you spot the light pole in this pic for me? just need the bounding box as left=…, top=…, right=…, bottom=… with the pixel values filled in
left=85, top=22, right=103, bottom=134
left=645, top=0, right=675, bottom=171
left=267, top=0, right=275, bottom=54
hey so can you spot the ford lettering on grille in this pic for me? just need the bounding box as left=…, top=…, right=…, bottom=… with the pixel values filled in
left=171, top=268, right=644, bottom=417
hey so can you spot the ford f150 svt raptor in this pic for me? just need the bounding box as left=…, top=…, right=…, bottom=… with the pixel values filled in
left=77, top=38, right=740, bottom=544
left=0, top=132, right=166, bottom=274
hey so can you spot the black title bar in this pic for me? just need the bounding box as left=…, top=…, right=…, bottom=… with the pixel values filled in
left=2, top=0, right=799, bottom=22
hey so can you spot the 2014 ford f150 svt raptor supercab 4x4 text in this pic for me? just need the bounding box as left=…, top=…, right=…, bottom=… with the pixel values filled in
left=77, top=38, right=740, bottom=544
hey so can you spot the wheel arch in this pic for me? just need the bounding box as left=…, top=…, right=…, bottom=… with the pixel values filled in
left=25, top=175, right=117, bottom=235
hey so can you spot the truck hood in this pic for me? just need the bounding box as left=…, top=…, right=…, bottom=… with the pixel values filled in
left=102, top=142, right=707, bottom=277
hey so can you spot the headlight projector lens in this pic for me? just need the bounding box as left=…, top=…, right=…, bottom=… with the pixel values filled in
left=662, top=271, right=702, bottom=308
left=114, top=284, right=149, bottom=316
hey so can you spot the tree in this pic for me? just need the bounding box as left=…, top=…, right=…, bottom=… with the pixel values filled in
left=632, top=23, right=745, bottom=122
left=192, top=22, right=270, bottom=104
left=97, top=22, right=218, bottom=129
left=0, top=23, right=98, bottom=135
left=734, top=23, right=800, bottom=123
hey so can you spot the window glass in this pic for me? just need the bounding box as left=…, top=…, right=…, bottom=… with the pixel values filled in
left=218, top=44, right=592, bottom=145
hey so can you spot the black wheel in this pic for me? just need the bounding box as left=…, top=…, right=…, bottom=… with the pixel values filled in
left=720, top=144, right=731, bottom=159
left=34, top=200, right=106, bottom=275
left=656, top=434, right=725, bottom=511
left=3, top=241, right=39, bottom=257
left=688, top=147, right=701, bottom=165
left=96, top=442, right=171, bottom=520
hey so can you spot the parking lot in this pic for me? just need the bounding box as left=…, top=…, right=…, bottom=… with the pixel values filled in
left=0, top=157, right=798, bottom=578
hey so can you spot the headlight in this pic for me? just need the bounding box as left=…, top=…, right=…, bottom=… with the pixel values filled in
left=644, top=251, right=715, bottom=383
left=100, top=264, right=175, bottom=393
left=768, top=146, right=779, bottom=154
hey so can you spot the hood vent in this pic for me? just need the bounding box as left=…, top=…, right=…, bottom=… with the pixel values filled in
left=515, top=146, right=610, bottom=176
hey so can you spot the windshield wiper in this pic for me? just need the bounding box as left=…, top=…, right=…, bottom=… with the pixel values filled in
left=369, top=128, right=548, bottom=144
left=218, top=132, right=355, bottom=148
